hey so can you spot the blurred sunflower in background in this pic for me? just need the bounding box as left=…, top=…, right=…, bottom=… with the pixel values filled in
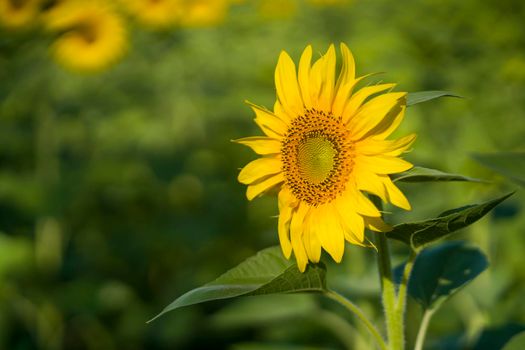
left=257, top=0, right=297, bottom=19
left=179, top=0, right=230, bottom=28
left=43, top=0, right=128, bottom=73
left=237, top=44, right=415, bottom=272
left=308, top=0, right=351, bottom=6
left=120, top=0, right=181, bottom=30
left=0, top=0, right=43, bottom=29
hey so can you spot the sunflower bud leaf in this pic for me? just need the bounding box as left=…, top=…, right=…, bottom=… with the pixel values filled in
left=391, top=166, right=486, bottom=183
left=406, top=91, right=462, bottom=106
left=386, top=192, right=513, bottom=250
left=149, top=246, right=326, bottom=322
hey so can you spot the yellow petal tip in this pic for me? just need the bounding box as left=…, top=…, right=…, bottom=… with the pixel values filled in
left=282, top=247, right=292, bottom=259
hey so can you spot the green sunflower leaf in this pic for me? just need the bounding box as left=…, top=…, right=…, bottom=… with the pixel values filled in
left=391, top=166, right=485, bottom=183
left=472, top=152, right=525, bottom=187
left=502, top=332, right=525, bottom=350
left=406, top=91, right=462, bottom=106
left=386, top=192, right=513, bottom=251
left=407, top=241, right=488, bottom=310
left=149, top=246, right=326, bottom=322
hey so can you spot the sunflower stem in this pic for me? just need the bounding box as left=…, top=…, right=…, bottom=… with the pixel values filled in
left=371, top=196, right=403, bottom=350
left=414, top=309, right=435, bottom=350
left=395, top=250, right=417, bottom=328
left=325, top=290, right=388, bottom=350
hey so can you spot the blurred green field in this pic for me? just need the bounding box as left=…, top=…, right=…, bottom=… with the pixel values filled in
left=1, top=0, right=524, bottom=349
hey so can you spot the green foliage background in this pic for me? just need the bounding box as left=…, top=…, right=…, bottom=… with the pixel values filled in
left=1, top=0, right=524, bottom=349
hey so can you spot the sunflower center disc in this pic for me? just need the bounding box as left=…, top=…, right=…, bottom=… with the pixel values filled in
left=281, top=109, right=355, bottom=206
left=297, top=137, right=336, bottom=184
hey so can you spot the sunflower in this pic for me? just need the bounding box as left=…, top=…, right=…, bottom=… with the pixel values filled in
left=236, top=44, right=415, bottom=272
left=44, top=1, right=128, bottom=73
left=178, top=0, right=229, bottom=28
left=307, top=0, right=350, bottom=6
left=258, top=0, right=297, bottom=19
left=0, top=0, right=42, bottom=29
left=119, top=0, right=181, bottom=30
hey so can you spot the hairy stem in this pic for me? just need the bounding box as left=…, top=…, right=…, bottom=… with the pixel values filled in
left=396, top=250, right=417, bottom=326
left=325, top=290, right=388, bottom=350
left=371, top=196, right=403, bottom=350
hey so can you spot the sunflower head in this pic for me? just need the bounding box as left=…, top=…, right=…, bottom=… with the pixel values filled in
left=258, top=0, right=297, bottom=19
left=119, top=0, right=181, bottom=30
left=44, top=0, right=128, bottom=73
left=236, top=44, right=415, bottom=272
left=0, top=0, right=43, bottom=29
left=307, top=0, right=351, bottom=6
left=178, top=0, right=229, bottom=28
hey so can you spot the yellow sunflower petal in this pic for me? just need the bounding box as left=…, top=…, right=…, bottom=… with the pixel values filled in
left=342, top=83, right=396, bottom=124
left=353, top=167, right=388, bottom=202
left=348, top=92, right=406, bottom=141
left=315, top=204, right=345, bottom=263
left=332, top=74, right=368, bottom=118
left=357, top=154, right=413, bottom=174
left=275, top=51, right=304, bottom=118
left=337, top=208, right=366, bottom=245
left=309, top=55, right=324, bottom=107
left=238, top=157, right=281, bottom=184
left=366, top=101, right=407, bottom=140
left=233, top=136, right=281, bottom=155
left=303, top=217, right=322, bottom=263
left=318, top=44, right=336, bottom=112
left=277, top=200, right=293, bottom=258
left=356, top=134, right=416, bottom=157
left=273, top=100, right=291, bottom=123
left=246, top=173, right=285, bottom=200
left=298, top=45, right=313, bottom=109
left=337, top=186, right=381, bottom=217
left=381, top=175, right=411, bottom=210
left=248, top=102, right=288, bottom=138
left=335, top=43, right=355, bottom=92
left=290, top=203, right=310, bottom=272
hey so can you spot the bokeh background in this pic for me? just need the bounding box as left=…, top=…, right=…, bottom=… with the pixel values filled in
left=1, top=0, right=524, bottom=349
